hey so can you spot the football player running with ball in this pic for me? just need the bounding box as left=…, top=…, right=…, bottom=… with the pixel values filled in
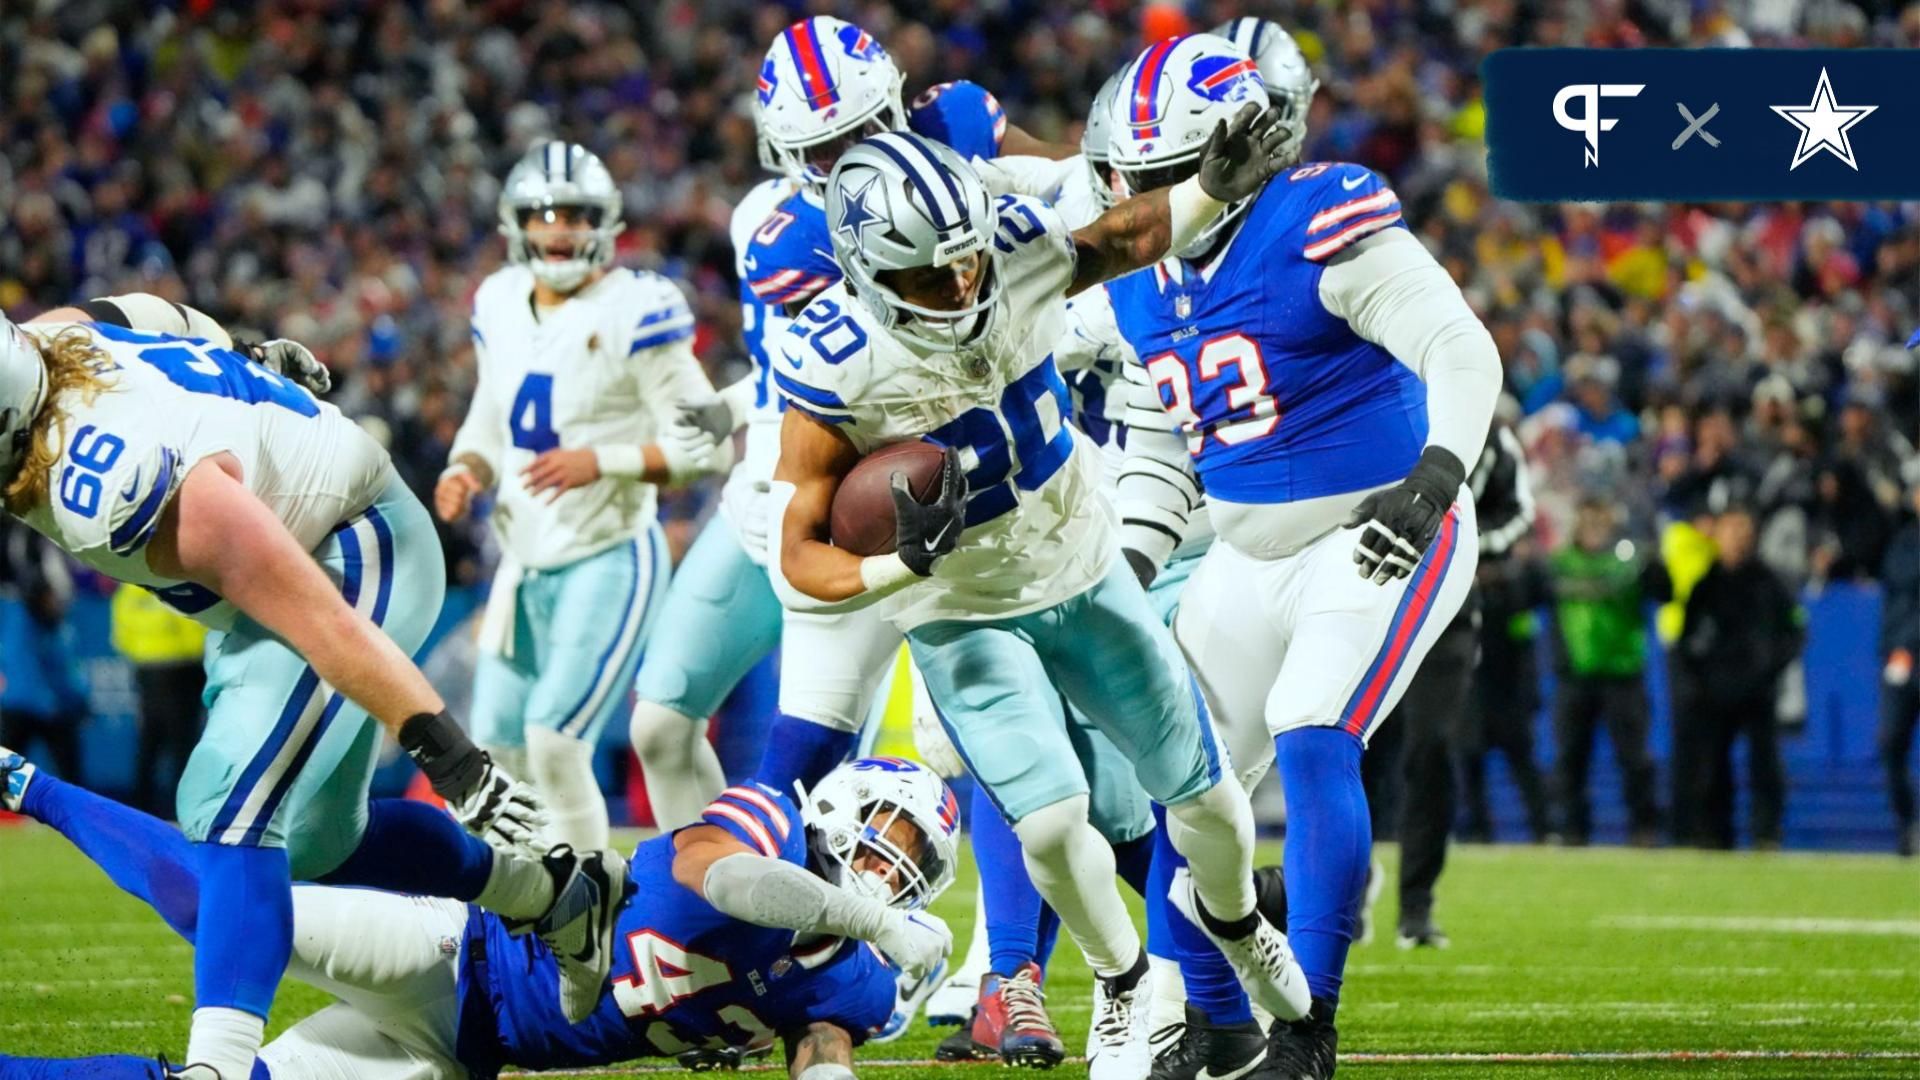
left=766, top=110, right=1309, bottom=1077
left=1104, top=34, right=1502, bottom=1080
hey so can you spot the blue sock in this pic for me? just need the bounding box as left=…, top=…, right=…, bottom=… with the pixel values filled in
left=315, top=799, right=493, bottom=900
left=1275, top=726, right=1371, bottom=1006
left=20, top=773, right=200, bottom=941
left=752, top=713, right=857, bottom=792
left=1114, top=832, right=1154, bottom=897
left=1145, top=814, right=1175, bottom=963
left=972, top=783, right=1047, bottom=977
left=0, top=1054, right=169, bottom=1078
left=1152, top=804, right=1253, bottom=1024
left=192, top=843, right=291, bottom=1021
left=1033, top=903, right=1061, bottom=974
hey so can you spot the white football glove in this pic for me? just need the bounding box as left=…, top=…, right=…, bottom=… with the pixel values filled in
left=659, top=411, right=734, bottom=485
left=447, top=756, right=550, bottom=854
left=723, top=478, right=773, bottom=562
left=243, top=338, right=332, bottom=395
left=871, top=909, right=952, bottom=984
left=910, top=697, right=966, bottom=781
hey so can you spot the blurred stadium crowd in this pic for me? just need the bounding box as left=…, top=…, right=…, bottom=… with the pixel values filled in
left=0, top=1, right=1916, bottom=845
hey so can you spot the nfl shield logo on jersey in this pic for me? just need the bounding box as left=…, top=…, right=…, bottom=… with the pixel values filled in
left=1175, top=293, right=1192, bottom=318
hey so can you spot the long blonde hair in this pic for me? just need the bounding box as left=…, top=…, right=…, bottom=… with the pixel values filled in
left=3, top=326, right=117, bottom=515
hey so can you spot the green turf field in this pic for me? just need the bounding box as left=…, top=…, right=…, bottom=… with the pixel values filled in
left=3, top=824, right=1917, bottom=1078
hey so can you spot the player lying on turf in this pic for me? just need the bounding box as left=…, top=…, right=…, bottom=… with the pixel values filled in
left=765, top=110, right=1309, bottom=1078
left=0, top=751, right=958, bottom=1080
left=0, top=299, right=620, bottom=1079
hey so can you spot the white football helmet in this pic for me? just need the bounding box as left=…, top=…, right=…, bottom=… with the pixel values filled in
left=0, top=316, right=49, bottom=483
left=1108, top=35, right=1269, bottom=258
left=1081, top=68, right=1127, bottom=212
left=1211, top=18, right=1319, bottom=165
left=758, top=17, right=906, bottom=189
left=827, top=131, right=1000, bottom=353
left=802, top=757, right=961, bottom=912
left=497, top=141, right=624, bottom=293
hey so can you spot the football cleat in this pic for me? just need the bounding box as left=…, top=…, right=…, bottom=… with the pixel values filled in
left=1169, top=868, right=1310, bottom=1023
left=1395, top=914, right=1450, bottom=950
left=994, top=963, right=1066, bottom=1069
left=935, top=1007, right=996, bottom=1062
left=873, top=957, right=945, bottom=1042
left=1150, top=1004, right=1271, bottom=1080
left=0, top=747, right=35, bottom=814
left=160, top=1061, right=224, bottom=1080
left=1087, top=957, right=1153, bottom=1080
left=675, top=1044, right=772, bottom=1071
left=1265, top=998, right=1339, bottom=1080
left=534, top=845, right=632, bottom=1023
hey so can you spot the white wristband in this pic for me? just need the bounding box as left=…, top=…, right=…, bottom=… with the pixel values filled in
left=859, top=552, right=917, bottom=594
left=439, top=461, right=476, bottom=484
left=1166, top=175, right=1227, bottom=259
left=595, top=444, right=647, bottom=479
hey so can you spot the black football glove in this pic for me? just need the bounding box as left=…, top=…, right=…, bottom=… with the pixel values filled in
left=892, top=446, right=968, bottom=577
left=1347, top=447, right=1465, bottom=585
left=238, top=338, right=332, bottom=395
left=1197, top=103, right=1291, bottom=203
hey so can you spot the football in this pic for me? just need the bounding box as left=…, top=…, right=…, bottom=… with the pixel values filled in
left=830, top=440, right=948, bottom=556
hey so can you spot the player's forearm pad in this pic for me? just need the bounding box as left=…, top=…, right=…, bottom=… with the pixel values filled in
left=398, top=709, right=486, bottom=800
left=703, top=851, right=892, bottom=942
left=1166, top=175, right=1227, bottom=259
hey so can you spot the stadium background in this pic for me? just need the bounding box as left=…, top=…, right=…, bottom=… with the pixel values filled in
left=0, top=0, right=1916, bottom=853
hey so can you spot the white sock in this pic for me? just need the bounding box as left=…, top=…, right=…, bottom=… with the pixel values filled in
left=629, top=700, right=727, bottom=829
left=952, top=887, right=991, bottom=982
left=527, top=727, right=609, bottom=850
left=1147, top=953, right=1188, bottom=1030
left=184, top=1006, right=264, bottom=1080
left=474, top=847, right=557, bottom=922
left=1013, top=796, right=1141, bottom=977
left=479, top=743, right=529, bottom=787
left=1165, top=781, right=1257, bottom=924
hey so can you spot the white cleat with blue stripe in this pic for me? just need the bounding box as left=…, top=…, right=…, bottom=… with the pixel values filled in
left=0, top=746, right=35, bottom=814
left=1169, top=867, right=1311, bottom=1024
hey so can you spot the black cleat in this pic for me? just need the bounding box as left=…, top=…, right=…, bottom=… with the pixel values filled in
left=1395, top=914, right=1450, bottom=950
left=935, top=1004, right=997, bottom=1061
left=1265, top=998, right=1339, bottom=1080
left=1253, top=863, right=1288, bottom=931
left=676, top=1046, right=744, bottom=1071
left=1151, top=1004, right=1270, bottom=1080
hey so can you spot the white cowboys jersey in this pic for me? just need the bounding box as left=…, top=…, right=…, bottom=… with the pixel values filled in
left=19, top=321, right=389, bottom=630
left=454, top=266, right=710, bottom=570
left=774, top=194, right=1115, bottom=629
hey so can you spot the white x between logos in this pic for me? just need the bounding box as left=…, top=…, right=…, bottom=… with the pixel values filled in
left=1673, top=101, right=1720, bottom=149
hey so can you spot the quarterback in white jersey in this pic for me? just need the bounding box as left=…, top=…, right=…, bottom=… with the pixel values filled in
left=0, top=297, right=621, bottom=1077
left=769, top=126, right=1311, bottom=1072
left=437, top=141, right=726, bottom=850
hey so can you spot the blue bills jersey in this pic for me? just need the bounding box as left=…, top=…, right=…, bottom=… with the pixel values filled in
left=1105, top=163, right=1427, bottom=505
left=907, top=80, right=1008, bottom=161
left=455, top=784, right=895, bottom=1073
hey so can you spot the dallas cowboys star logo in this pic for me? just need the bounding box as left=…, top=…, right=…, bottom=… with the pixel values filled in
left=837, top=175, right=881, bottom=239
left=1770, top=67, right=1877, bottom=172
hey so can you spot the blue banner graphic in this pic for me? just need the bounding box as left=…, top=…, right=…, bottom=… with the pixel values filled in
left=1485, top=49, right=1920, bottom=202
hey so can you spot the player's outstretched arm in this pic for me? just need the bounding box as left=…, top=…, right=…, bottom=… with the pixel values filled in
left=673, top=822, right=952, bottom=981
left=147, top=454, right=543, bottom=845
left=1065, top=103, right=1288, bottom=296
left=786, top=1021, right=859, bottom=1080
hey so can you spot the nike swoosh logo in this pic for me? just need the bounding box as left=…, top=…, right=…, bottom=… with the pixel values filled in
left=1197, top=1048, right=1269, bottom=1080
left=923, top=517, right=955, bottom=553
left=1341, top=173, right=1367, bottom=190
left=120, top=469, right=141, bottom=502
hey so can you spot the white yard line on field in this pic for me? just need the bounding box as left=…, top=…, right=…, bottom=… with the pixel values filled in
left=1598, top=915, right=1920, bottom=936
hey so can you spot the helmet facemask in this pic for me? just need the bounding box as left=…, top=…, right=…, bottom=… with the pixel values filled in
left=774, top=103, right=905, bottom=191
left=504, top=203, right=622, bottom=293
left=810, top=794, right=952, bottom=910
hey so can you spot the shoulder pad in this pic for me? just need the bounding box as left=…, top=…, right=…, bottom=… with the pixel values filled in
left=699, top=782, right=804, bottom=860
left=624, top=271, right=695, bottom=355
left=1282, top=163, right=1405, bottom=263
left=46, top=426, right=185, bottom=559
left=745, top=194, right=840, bottom=306
left=771, top=291, right=869, bottom=426
left=908, top=80, right=1008, bottom=161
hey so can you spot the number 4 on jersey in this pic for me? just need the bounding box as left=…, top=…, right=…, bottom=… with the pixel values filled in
left=510, top=373, right=559, bottom=452
left=610, top=931, right=731, bottom=1018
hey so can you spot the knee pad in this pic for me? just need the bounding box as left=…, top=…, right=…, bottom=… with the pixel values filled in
left=1011, top=794, right=1092, bottom=860
left=527, top=727, right=608, bottom=849
left=628, top=700, right=702, bottom=762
